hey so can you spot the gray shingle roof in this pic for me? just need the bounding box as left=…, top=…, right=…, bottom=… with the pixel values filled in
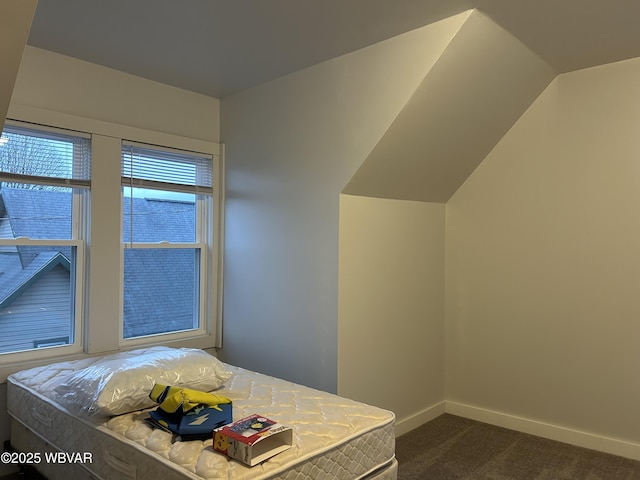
left=0, top=187, right=72, bottom=267
left=123, top=196, right=195, bottom=243
left=0, top=187, right=198, bottom=338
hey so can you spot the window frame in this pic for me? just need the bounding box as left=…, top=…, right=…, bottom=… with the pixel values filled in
left=119, top=142, right=216, bottom=344
left=0, top=120, right=89, bottom=362
left=0, top=107, right=223, bottom=379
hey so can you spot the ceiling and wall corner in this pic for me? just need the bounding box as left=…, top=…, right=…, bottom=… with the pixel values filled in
left=342, top=10, right=557, bottom=203
left=0, top=0, right=37, bottom=132
left=218, top=14, right=473, bottom=393
left=21, top=1, right=640, bottom=100
left=6, top=2, right=640, bottom=202
left=10, top=46, right=220, bottom=143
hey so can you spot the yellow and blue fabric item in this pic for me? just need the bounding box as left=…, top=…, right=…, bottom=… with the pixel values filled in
left=146, top=384, right=233, bottom=440
left=149, top=384, right=232, bottom=414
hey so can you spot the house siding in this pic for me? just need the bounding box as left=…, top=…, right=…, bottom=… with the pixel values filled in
left=0, top=264, right=71, bottom=353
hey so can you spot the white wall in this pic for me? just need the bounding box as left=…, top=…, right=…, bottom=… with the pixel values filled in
left=445, top=56, right=640, bottom=458
left=338, top=195, right=445, bottom=435
left=10, top=46, right=219, bottom=143
left=220, top=14, right=468, bottom=393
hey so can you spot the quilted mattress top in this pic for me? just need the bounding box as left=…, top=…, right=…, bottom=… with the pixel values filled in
left=8, top=358, right=395, bottom=480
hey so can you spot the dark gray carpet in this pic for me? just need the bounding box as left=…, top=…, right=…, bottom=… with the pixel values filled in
left=395, top=414, right=640, bottom=480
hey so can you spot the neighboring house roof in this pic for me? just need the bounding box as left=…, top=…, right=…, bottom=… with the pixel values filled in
left=0, top=187, right=72, bottom=268
left=122, top=195, right=198, bottom=337
left=123, top=196, right=195, bottom=243
left=0, top=187, right=198, bottom=342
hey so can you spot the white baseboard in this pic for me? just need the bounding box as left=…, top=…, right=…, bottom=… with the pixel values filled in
left=395, top=401, right=446, bottom=437
left=445, top=401, right=640, bottom=461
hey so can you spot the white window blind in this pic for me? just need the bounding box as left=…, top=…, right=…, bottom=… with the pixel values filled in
left=1, top=122, right=90, bottom=189
left=121, top=142, right=213, bottom=195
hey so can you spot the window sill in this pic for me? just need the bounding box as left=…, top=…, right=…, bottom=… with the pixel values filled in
left=0, top=336, right=218, bottom=383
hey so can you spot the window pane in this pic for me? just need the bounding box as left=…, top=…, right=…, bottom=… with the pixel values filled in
left=0, top=245, right=75, bottom=354
left=123, top=248, right=199, bottom=338
left=0, top=186, right=73, bottom=240
left=123, top=189, right=196, bottom=243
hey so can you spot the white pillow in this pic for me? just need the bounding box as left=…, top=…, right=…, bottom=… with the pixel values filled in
left=52, top=346, right=232, bottom=417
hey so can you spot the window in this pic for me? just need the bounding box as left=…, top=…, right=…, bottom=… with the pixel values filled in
left=0, top=110, right=222, bottom=373
left=121, top=142, right=214, bottom=340
left=0, top=121, right=90, bottom=356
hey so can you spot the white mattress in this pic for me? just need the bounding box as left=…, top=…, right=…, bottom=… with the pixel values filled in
left=7, top=360, right=396, bottom=480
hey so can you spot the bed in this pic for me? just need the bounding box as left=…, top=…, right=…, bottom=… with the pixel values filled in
left=6, top=347, right=397, bottom=480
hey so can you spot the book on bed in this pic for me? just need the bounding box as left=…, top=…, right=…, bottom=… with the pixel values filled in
left=213, top=414, right=293, bottom=466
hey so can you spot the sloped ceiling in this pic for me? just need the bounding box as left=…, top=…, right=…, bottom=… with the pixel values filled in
left=23, top=0, right=640, bottom=99
left=343, top=11, right=557, bottom=203
left=0, top=0, right=37, bottom=132
left=7, top=1, right=640, bottom=203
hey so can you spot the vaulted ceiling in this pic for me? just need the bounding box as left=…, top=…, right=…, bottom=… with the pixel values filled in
left=23, top=0, right=640, bottom=99
left=4, top=1, right=640, bottom=203
left=342, top=10, right=557, bottom=202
